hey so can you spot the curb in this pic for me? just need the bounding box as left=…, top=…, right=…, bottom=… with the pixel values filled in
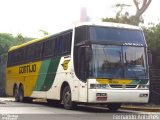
left=0, top=97, right=15, bottom=102
left=121, top=106, right=160, bottom=112
left=0, top=102, right=6, bottom=104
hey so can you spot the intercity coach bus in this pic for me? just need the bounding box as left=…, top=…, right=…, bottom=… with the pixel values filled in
left=6, top=22, right=150, bottom=110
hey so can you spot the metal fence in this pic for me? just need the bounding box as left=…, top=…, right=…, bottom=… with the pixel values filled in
left=149, top=69, right=160, bottom=104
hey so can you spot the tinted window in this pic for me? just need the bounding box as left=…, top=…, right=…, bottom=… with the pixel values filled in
left=55, top=32, right=72, bottom=56
left=64, top=32, right=72, bottom=53
left=26, top=45, right=34, bottom=60
left=34, top=43, right=42, bottom=59
left=90, top=27, right=145, bottom=44
left=7, top=31, right=72, bottom=66
left=16, top=49, right=24, bottom=63
left=123, top=47, right=147, bottom=79
left=92, top=45, right=123, bottom=78
left=43, top=39, right=55, bottom=57
left=8, top=48, right=25, bottom=66
left=75, top=26, right=89, bottom=45
left=8, top=52, right=14, bottom=66
left=55, top=37, right=63, bottom=55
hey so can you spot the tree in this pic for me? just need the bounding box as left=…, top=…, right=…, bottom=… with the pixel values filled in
left=134, top=0, right=152, bottom=20
left=143, top=24, right=160, bottom=68
left=132, top=0, right=152, bottom=25
left=0, top=33, right=16, bottom=88
left=0, top=33, right=16, bottom=61
left=15, top=33, right=33, bottom=44
left=103, top=0, right=152, bottom=25
left=0, top=33, right=34, bottom=89
left=39, top=29, right=49, bottom=36
left=102, top=0, right=160, bottom=68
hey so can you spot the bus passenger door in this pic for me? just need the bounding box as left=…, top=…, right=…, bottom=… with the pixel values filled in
left=76, top=46, right=88, bottom=102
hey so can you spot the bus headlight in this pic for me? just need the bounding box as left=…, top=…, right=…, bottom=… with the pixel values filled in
left=90, top=84, right=109, bottom=89
left=138, top=84, right=149, bottom=89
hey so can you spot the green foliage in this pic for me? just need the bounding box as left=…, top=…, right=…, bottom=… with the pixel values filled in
left=102, top=5, right=143, bottom=26
left=143, top=25, right=160, bottom=52
left=143, top=24, right=160, bottom=68
left=39, top=29, right=49, bottom=36
left=0, top=33, right=33, bottom=62
left=102, top=0, right=151, bottom=26
left=102, top=14, right=143, bottom=26
left=0, top=33, right=34, bottom=88
left=0, top=33, right=15, bottom=54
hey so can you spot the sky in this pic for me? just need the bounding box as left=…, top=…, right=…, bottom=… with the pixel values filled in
left=0, top=0, right=159, bottom=38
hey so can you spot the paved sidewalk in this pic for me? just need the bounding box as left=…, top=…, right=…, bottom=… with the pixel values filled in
left=0, top=97, right=14, bottom=104
left=1, top=97, right=160, bottom=112
left=121, top=104, right=160, bottom=112
left=0, top=97, right=14, bottom=102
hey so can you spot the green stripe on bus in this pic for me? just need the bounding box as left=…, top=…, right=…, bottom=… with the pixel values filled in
left=131, top=79, right=148, bottom=84
left=40, top=57, right=61, bottom=91
left=131, top=80, right=141, bottom=84
left=139, top=79, right=148, bottom=84
left=34, top=59, right=51, bottom=91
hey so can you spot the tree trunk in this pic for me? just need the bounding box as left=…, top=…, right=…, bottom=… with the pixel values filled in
left=133, top=0, right=152, bottom=19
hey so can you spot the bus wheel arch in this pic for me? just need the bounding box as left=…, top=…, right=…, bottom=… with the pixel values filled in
left=60, top=82, right=69, bottom=100
left=60, top=82, right=76, bottom=109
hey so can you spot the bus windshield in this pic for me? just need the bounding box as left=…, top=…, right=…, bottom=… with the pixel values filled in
left=123, top=46, right=146, bottom=79
left=91, top=45, right=147, bottom=79
left=90, top=26, right=145, bottom=45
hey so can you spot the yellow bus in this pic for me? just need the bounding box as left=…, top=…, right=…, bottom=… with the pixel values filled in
left=6, top=22, right=150, bottom=110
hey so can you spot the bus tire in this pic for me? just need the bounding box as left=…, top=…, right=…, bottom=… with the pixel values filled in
left=13, top=86, right=19, bottom=102
left=62, top=86, right=76, bottom=110
left=19, top=85, right=24, bottom=102
left=107, top=103, right=121, bottom=111
left=19, top=86, right=32, bottom=103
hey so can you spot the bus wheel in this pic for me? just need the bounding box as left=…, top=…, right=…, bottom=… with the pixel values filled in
left=19, top=86, right=24, bottom=102
left=107, top=103, right=121, bottom=111
left=62, top=86, right=76, bottom=110
left=13, top=86, right=19, bottom=102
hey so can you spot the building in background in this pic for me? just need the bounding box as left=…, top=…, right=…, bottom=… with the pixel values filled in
left=80, top=7, right=89, bottom=22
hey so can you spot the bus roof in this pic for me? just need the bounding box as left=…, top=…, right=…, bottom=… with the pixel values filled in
left=9, top=22, right=142, bottom=52
left=75, top=22, right=142, bottom=30
left=9, top=35, right=50, bottom=52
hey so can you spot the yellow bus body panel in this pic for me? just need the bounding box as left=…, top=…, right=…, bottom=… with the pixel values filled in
left=6, top=61, right=42, bottom=96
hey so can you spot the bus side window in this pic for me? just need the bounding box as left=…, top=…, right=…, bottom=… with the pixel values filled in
left=8, top=52, right=13, bottom=66
left=12, top=52, right=16, bottom=65
left=26, top=45, right=34, bottom=61
left=43, top=39, right=55, bottom=57
left=16, top=48, right=25, bottom=64
left=55, top=37, right=63, bottom=56
left=34, top=43, right=42, bottom=59
left=75, top=26, right=88, bottom=44
left=64, top=32, right=72, bottom=54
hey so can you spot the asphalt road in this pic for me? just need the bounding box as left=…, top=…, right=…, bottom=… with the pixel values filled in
left=0, top=99, right=159, bottom=120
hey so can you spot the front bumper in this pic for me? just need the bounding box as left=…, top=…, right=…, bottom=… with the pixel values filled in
left=88, top=89, right=149, bottom=103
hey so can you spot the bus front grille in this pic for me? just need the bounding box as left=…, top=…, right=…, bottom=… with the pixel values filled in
left=110, top=85, right=137, bottom=88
